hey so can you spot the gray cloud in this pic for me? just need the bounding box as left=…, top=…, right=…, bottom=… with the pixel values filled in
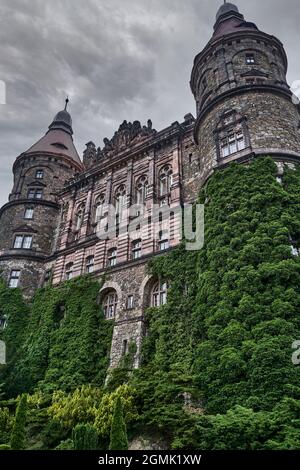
left=1, top=0, right=300, bottom=207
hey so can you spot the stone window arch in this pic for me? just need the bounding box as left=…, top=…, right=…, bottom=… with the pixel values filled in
left=135, top=175, right=148, bottom=206
left=75, top=204, right=85, bottom=231
left=102, top=290, right=118, bottom=319
left=94, top=194, right=105, bottom=223
left=158, top=165, right=173, bottom=205
left=115, top=185, right=127, bottom=220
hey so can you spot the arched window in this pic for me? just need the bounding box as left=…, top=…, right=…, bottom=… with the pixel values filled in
left=136, top=176, right=148, bottom=205
left=95, top=194, right=105, bottom=223
left=115, top=186, right=126, bottom=220
left=65, top=262, right=74, bottom=280
left=159, top=166, right=173, bottom=204
left=103, top=291, right=118, bottom=319
left=85, top=256, right=94, bottom=273
left=107, top=248, right=117, bottom=267
left=152, top=280, right=169, bottom=307
left=75, top=205, right=85, bottom=231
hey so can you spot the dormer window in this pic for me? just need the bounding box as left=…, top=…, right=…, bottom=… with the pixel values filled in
left=246, top=53, right=255, bottom=64
left=35, top=170, right=44, bottom=179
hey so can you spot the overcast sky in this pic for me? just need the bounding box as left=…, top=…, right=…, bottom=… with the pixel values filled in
left=0, top=0, right=300, bottom=207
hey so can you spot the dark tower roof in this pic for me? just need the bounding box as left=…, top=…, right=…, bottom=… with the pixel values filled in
left=23, top=104, right=82, bottom=167
left=213, top=2, right=258, bottom=40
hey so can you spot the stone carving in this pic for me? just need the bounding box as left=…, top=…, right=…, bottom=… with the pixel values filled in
left=97, top=120, right=157, bottom=159
left=83, top=141, right=97, bottom=169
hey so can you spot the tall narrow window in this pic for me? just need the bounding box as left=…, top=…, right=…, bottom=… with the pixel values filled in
left=95, top=195, right=105, bottom=223
left=35, top=169, right=44, bottom=179
left=122, top=339, right=129, bottom=355
left=127, top=295, right=134, bottom=310
left=75, top=206, right=84, bottom=231
left=103, top=291, right=118, bottom=319
left=158, top=231, right=169, bottom=251
left=107, top=248, right=117, bottom=267
left=152, top=280, right=169, bottom=307
left=159, top=166, right=172, bottom=206
left=115, top=186, right=126, bottom=222
left=8, top=270, right=21, bottom=288
left=65, top=262, right=74, bottom=280
left=24, top=208, right=34, bottom=219
left=85, top=256, right=94, bottom=273
left=132, top=239, right=142, bottom=260
left=136, top=176, right=148, bottom=207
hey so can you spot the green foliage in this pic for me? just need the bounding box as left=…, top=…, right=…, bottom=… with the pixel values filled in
left=109, top=396, right=128, bottom=450
left=131, top=158, right=300, bottom=449
left=72, top=424, right=98, bottom=450
left=0, top=276, right=113, bottom=395
left=94, top=384, right=137, bottom=439
left=10, top=394, right=27, bottom=450
left=0, top=444, right=10, bottom=450
left=48, top=385, right=103, bottom=429
left=0, top=406, right=13, bottom=444
left=55, top=439, right=74, bottom=450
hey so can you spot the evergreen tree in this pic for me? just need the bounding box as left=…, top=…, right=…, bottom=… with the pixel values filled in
left=10, top=394, right=27, bottom=450
left=109, top=396, right=128, bottom=450
left=72, top=423, right=98, bottom=450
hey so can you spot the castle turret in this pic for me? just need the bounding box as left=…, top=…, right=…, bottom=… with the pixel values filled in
left=191, top=2, right=300, bottom=183
left=0, top=102, right=83, bottom=296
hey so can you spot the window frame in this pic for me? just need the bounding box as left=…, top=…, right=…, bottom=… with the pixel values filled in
left=107, top=248, right=117, bottom=267
left=132, top=239, right=142, bottom=260
left=8, top=270, right=21, bottom=288
left=13, top=234, right=33, bottom=250
left=103, top=291, right=118, bottom=319
left=152, top=280, right=169, bottom=307
left=35, top=169, right=44, bottom=179
left=24, top=208, right=34, bottom=220
left=85, top=255, right=95, bottom=274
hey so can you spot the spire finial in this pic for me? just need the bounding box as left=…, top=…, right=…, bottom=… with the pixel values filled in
left=64, top=96, right=69, bottom=111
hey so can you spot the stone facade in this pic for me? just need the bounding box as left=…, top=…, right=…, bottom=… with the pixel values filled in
left=1, top=3, right=300, bottom=367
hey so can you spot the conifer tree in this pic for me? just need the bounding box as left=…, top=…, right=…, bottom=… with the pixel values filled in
left=72, top=423, right=98, bottom=450
left=109, top=396, right=128, bottom=450
left=10, top=394, right=27, bottom=450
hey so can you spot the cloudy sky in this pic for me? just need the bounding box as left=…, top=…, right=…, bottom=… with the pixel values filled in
left=0, top=0, right=300, bottom=207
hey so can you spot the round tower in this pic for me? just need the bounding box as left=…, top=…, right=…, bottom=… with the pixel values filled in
left=191, top=2, right=300, bottom=183
left=0, top=104, right=83, bottom=296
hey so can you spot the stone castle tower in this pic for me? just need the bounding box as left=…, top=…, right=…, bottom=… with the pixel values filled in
left=0, top=2, right=299, bottom=367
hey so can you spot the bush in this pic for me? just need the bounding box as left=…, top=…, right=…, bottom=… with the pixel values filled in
left=10, top=394, right=27, bottom=450
left=72, top=424, right=98, bottom=450
left=109, top=396, right=128, bottom=450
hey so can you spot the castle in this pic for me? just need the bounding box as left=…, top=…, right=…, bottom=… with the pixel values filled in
left=1, top=2, right=300, bottom=368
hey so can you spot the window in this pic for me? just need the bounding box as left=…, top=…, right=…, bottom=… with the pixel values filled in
left=221, top=129, right=245, bottom=158
left=0, top=315, right=7, bottom=330
left=136, top=176, right=148, bottom=205
left=28, top=189, right=43, bottom=199
left=103, top=291, right=118, bottom=319
left=24, top=208, right=34, bottom=219
left=75, top=207, right=84, bottom=231
left=246, top=53, right=255, bottom=64
left=115, top=186, right=126, bottom=221
left=152, top=280, right=169, bottom=307
left=127, top=295, right=134, bottom=310
left=159, top=166, right=173, bottom=198
left=8, top=270, right=21, bottom=288
left=65, top=262, right=74, bottom=280
left=158, top=231, right=169, bottom=251
left=35, top=169, right=44, bottom=179
left=132, top=239, right=142, bottom=260
left=13, top=235, right=33, bottom=249
left=85, top=256, right=94, bottom=274
left=122, top=339, right=128, bottom=355
left=95, top=195, right=105, bottom=223
left=107, top=248, right=117, bottom=267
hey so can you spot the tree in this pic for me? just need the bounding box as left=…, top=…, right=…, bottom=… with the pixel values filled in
left=72, top=424, right=98, bottom=450
left=109, top=396, right=128, bottom=450
left=10, top=394, right=27, bottom=450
